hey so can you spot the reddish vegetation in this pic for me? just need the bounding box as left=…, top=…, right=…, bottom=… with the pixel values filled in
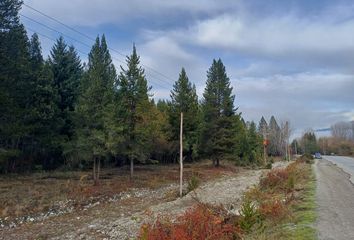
left=139, top=160, right=312, bottom=239
left=260, top=168, right=289, bottom=190
left=139, top=204, right=242, bottom=240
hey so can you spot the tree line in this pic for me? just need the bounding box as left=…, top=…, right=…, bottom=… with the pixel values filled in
left=258, top=116, right=291, bottom=159
left=1, top=0, right=269, bottom=177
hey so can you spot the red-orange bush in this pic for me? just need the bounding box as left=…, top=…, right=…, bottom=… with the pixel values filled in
left=139, top=204, right=242, bottom=240
left=259, top=199, right=289, bottom=222
left=260, top=169, right=289, bottom=190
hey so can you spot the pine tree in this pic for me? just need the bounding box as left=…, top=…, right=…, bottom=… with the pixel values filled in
left=49, top=36, right=83, bottom=140
left=258, top=116, right=268, bottom=139
left=75, top=35, right=117, bottom=185
left=117, top=44, right=154, bottom=179
left=200, top=59, right=235, bottom=166
left=268, top=116, right=281, bottom=156
left=169, top=68, right=200, bottom=161
left=29, top=62, right=61, bottom=168
left=247, top=121, right=263, bottom=163
left=27, top=34, right=61, bottom=168
left=0, top=0, right=32, bottom=171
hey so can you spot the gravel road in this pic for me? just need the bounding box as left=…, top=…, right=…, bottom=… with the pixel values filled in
left=314, top=158, right=354, bottom=240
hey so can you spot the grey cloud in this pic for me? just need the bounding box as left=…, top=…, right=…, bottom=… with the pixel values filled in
left=234, top=73, right=354, bottom=134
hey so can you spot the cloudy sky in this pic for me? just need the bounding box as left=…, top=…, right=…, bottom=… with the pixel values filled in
left=21, top=0, right=354, bottom=138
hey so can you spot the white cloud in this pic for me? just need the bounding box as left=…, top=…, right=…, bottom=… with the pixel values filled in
left=179, top=14, right=354, bottom=67
left=22, top=0, right=237, bottom=27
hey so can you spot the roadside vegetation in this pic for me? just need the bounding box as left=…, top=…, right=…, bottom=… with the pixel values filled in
left=139, top=156, right=317, bottom=240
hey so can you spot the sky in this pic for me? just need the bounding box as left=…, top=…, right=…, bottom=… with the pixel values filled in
left=20, top=0, right=354, bottom=138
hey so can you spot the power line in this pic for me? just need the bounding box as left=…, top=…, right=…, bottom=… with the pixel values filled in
left=26, top=27, right=171, bottom=91
left=23, top=3, right=177, bottom=83
left=21, top=14, right=92, bottom=49
left=21, top=9, right=173, bottom=89
left=26, top=27, right=88, bottom=56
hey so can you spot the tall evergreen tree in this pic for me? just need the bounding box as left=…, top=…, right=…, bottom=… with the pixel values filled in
left=75, top=35, right=117, bottom=185
left=0, top=0, right=33, bottom=172
left=200, top=59, right=235, bottom=166
left=117, top=44, right=152, bottom=179
left=268, top=116, right=281, bottom=156
left=301, top=131, right=319, bottom=154
left=258, top=116, right=268, bottom=139
left=27, top=34, right=61, bottom=169
left=247, top=121, right=263, bottom=163
left=169, top=68, right=200, bottom=161
left=49, top=37, right=83, bottom=140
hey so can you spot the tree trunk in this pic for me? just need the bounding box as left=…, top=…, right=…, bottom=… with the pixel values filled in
left=93, top=157, right=97, bottom=185
left=97, top=158, right=100, bottom=184
left=130, top=157, right=134, bottom=181
left=216, top=158, right=220, bottom=167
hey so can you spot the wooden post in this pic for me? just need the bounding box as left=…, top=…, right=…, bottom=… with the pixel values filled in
left=179, top=112, right=183, bottom=198
left=263, top=144, right=267, bottom=165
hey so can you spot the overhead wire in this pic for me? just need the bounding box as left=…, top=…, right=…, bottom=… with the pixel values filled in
left=22, top=3, right=176, bottom=85
left=25, top=27, right=171, bottom=91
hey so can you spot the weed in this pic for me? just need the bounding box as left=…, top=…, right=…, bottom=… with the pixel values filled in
left=239, top=200, right=262, bottom=233
left=187, top=174, right=200, bottom=193
left=265, top=162, right=272, bottom=169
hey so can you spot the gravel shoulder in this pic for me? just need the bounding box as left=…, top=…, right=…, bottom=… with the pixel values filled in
left=314, top=159, right=354, bottom=240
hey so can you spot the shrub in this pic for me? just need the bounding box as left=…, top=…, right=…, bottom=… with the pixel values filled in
left=298, top=153, right=314, bottom=164
left=265, top=162, right=272, bottom=169
left=259, top=199, right=289, bottom=222
left=139, top=204, right=241, bottom=240
left=187, top=174, right=200, bottom=193
left=239, top=200, right=262, bottom=233
left=260, top=169, right=289, bottom=190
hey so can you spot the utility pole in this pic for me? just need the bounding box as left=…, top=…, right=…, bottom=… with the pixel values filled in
left=179, top=112, right=183, bottom=197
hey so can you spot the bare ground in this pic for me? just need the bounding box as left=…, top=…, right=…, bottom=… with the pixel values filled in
left=0, top=166, right=264, bottom=240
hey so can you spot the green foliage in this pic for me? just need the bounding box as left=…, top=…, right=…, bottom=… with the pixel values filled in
left=239, top=200, right=262, bottom=233
left=169, top=68, right=200, bottom=161
left=0, top=0, right=277, bottom=173
left=268, top=116, right=281, bottom=156
left=199, top=59, right=236, bottom=166
left=75, top=35, right=118, bottom=164
left=300, top=131, right=319, bottom=154
left=258, top=116, right=268, bottom=138
left=187, top=174, right=200, bottom=193
left=117, top=44, right=153, bottom=164
left=265, top=163, right=272, bottom=169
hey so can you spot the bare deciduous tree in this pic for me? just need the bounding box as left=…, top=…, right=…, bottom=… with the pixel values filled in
left=331, top=121, right=353, bottom=141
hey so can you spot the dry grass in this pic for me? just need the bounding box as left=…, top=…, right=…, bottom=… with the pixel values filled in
left=0, top=161, right=237, bottom=222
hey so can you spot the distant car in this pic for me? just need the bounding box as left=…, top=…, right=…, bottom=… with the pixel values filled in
left=315, top=152, right=322, bottom=159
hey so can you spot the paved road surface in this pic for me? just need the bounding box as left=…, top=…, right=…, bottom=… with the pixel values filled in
left=322, top=155, right=354, bottom=184
left=315, top=156, right=354, bottom=240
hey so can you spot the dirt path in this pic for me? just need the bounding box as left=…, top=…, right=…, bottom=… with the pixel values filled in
left=314, top=159, right=354, bottom=240
left=0, top=168, right=262, bottom=240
